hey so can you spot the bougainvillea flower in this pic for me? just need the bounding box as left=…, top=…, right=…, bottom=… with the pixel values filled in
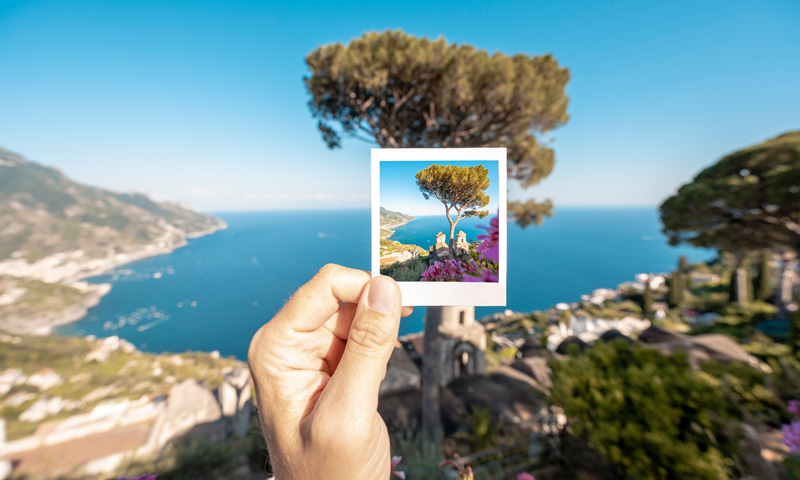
left=517, top=473, right=536, bottom=480
left=462, top=267, right=498, bottom=283
left=391, top=455, right=406, bottom=479
left=784, top=421, right=800, bottom=454
left=421, top=259, right=466, bottom=282
left=118, top=476, right=157, bottom=480
left=475, top=214, right=499, bottom=264
left=789, top=399, right=800, bottom=416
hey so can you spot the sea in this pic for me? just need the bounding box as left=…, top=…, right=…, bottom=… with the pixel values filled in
left=389, top=215, right=488, bottom=248
left=58, top=208, right=713, bottom=361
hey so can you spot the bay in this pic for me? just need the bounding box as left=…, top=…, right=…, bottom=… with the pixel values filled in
left=59, top=208, right=713, bottom=360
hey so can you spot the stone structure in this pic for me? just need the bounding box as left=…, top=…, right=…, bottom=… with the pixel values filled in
left=156, top=379, right=223, bottom=447
left=218, top=367, right=252, bottom=438
left=454, top=231, right=469, bottom=255
left=438, top=306, right=486, bottom=386
left=429, top=232, right=450, bottom=259
left=429, top=230, right=471, bottom=263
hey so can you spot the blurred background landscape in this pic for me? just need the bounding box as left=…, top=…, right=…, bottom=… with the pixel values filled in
left=0, top=1, right=799, bottom=479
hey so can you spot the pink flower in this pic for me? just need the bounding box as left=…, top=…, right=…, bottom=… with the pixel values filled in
left=789, top=399, right=800, bottom=417
left=462, top=268, right=498, bottom=282
left=517, top=473, right=535, bottom=480
left=391, top=456, right=405, bottom=479
left=475, top=213, right=499, bottom=264
left=421, top=259, right=465, bottom=282
left=118, top=476, right=157, bottom=480
left=439, top=454, right=474, bottom=480
left=783, top=421, right=800, bottom=454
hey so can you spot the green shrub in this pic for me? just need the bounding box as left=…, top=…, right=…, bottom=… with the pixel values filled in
left=550, top=341, right=735, bottom=480
left=390, top=428, right=447, bottom=480
left=381, top=257, right=429, bottom=281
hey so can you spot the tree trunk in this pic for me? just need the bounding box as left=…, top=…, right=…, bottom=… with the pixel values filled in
left=735, top=266, right=750, bottom=306
left=777, top=256, right=799, bottom=319
left=422, top=306, right=443, bottom=440
left=449, top=222, right=457, bottom=254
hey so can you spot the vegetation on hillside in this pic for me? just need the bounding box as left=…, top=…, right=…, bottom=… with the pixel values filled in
left=0, top=333, right=241, bottom=440
left=0, top=147, right=225, bottom=262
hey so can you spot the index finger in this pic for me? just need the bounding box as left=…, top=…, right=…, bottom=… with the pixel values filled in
left=271, top=264, right=371, bottom=332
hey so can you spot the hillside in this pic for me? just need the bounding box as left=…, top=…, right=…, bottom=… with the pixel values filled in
left=0, top=147, right=226, bottom=333
left=0, top=147, right=226, bottom=263
left=380, top=207, right=414, bottom=227
left=380, top=207, right=414, bottom=239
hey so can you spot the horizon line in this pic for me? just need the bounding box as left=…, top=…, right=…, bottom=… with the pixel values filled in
left=204, top=204, right=660, bottom=214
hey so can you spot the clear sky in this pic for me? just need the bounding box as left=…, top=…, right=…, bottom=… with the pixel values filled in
left=1, top=0, right=798, bottom=211
left=381, top=161, right=500, bottom=216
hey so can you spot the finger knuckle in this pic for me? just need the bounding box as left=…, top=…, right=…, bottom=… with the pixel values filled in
left=316, top=263, right=341, bottom=279
left=348, top=319, right=392, bottom=352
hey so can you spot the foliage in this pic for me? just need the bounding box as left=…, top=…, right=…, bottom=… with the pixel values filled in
left=549, top=341, right=734, bottom=480
left=679, top=255, right=692, bottom=290
left=700, top=359, right=784, bottom=424
left=660, top=130, right=800, bottom=256
left=114, top=438, right=238, bottom=480
left=767, top=355, right=800, bottom=404
left=304, top=29, right=570, bottom=224
left=380, top=238, right=427, bottom=256
left=421, top=214, right=499, bottom=282
left=721, top=301, right=778, bottom=325
left=245, top=413, right=271, bottom=475
left=416, top=164, right=490, bottom=246
left=381, top=257, right=430, bottom=281
left=641, top=280, right=653, bottom=317
left=390, top=428, right=448, bottom=480
left=668, top=269, right=684, bottom=308
left=459, top=404, right=504, bottom=451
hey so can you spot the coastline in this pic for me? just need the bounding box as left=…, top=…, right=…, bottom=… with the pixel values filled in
left=380, top=217, right=413, bottom=239
left=0, top=220, right=228, bottom=335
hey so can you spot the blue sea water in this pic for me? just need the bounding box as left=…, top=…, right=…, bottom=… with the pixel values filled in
left=389, top=215, right=488, bottom=250
left=59, top=208, right=713, bottom=360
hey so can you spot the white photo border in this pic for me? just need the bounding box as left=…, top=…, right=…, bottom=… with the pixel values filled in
left=371, top=148, right=507, bottom=306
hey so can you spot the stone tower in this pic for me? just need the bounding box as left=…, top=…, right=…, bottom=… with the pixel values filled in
left=437, top=305, right=486, bottom=386
left=455, top=230, right=469, bottom=255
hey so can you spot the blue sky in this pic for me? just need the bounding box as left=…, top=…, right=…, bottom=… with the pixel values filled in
left=0, top=0, right=798, bottom=211
left=381, top=161, right=500, bottom=216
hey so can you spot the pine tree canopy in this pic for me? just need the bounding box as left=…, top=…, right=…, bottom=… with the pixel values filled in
left=304, top=29, right=570, bottom=227
left=660, top=131, right=800, bottom=256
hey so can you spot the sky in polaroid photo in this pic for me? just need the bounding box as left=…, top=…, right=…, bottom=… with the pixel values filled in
left=381, top=160, right=500, bottom=216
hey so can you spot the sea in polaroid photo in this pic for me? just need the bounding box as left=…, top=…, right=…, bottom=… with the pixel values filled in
left=371, top=148, right=507, bottom=306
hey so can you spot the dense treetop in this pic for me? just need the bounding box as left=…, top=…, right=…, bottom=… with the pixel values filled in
left=305, top=30, right=570, bottom=226
left=660, top=130, right=800, bottom=255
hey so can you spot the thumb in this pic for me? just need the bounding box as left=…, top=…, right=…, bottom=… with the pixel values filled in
left=319, top=275, right=402, bottom=413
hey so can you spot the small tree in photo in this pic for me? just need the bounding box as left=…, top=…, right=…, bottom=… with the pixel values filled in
left=415, top=164, right=490, bottom=253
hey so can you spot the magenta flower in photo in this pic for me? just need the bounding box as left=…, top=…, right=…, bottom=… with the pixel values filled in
left=462, top=267, right=498, bottom=282
left=475, top=213, right=499, bottom=264
left=421, top=259, right=466, bottom=282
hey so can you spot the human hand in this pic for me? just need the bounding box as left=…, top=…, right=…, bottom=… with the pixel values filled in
left=248, top=264, right=412, bottom=480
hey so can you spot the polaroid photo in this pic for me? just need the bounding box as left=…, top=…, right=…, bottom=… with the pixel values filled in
left=371, top=148, right=507, bottom=306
